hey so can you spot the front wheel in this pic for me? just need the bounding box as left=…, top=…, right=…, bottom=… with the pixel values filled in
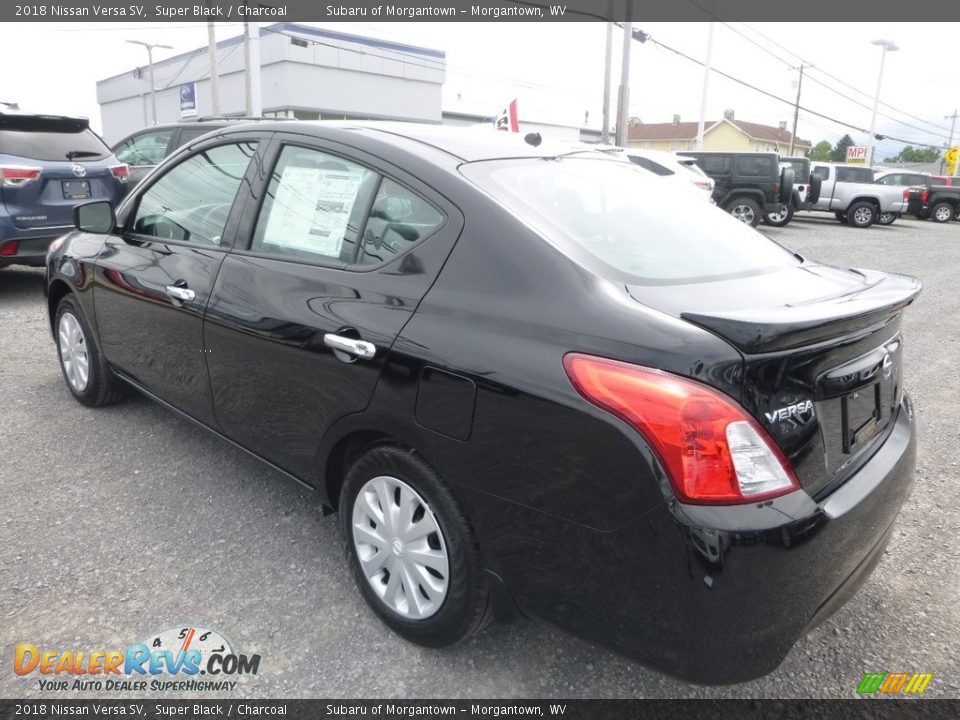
left=341, top=445, right=492, bottom=647
left=55, top=295, right=126, bottom=407
left=763, top=204, right=794, bottom=227
left=930, top=202, right=954, bottom=223
left=877, top=212, right=898, bottom=226
left=726, top=197, right=762, bottom=227
left=846, top=201, right=877, bottom=229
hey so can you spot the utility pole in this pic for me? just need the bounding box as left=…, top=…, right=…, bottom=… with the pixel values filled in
left=243, top=19, right=262, bottom=117
left=614, top=5, right=633, bottom=147
left=126, top=40, right=172, bottom=125
left=943, top=109, right=958, bottom=174
left=601, top=18, right=613, bottom=144
left=695, top=0, right=716, bottom=151
left=789, top=64, right=806, bottom=156
left=207, top=22, right=221, bottom=116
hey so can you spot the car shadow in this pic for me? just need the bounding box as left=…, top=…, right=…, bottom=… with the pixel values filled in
left=0, top=267, right=46, bottom=298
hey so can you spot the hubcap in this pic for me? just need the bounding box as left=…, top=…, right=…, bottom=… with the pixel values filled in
left=352, top=475, right=449, bottom=620
left=731, top=204, right=755, bottom=224
left=935, top=206, right=951, bottom=221
left=853, top=207, right=872, bottom=225
left=58, top=312, right=90, bottom=393
left=879, top=213, right=894, bottom=223
left=768, top=205, right=788, bottom=222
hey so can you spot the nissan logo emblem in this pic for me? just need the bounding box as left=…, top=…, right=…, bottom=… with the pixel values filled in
left=881, top=353, right=893, bottom=379
left=71, top=164, right=86, bottom=177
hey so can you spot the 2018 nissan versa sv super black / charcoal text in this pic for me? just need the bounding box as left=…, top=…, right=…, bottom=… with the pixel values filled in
left=45, top=123, right=920, bottom=684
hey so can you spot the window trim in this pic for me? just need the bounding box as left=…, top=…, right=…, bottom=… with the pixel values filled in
left=234, top=139, right=449, bottom=273
left=123, top=138, right=261, bottom=250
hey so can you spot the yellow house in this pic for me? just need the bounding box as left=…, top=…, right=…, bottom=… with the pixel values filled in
left=627, top=111, right=812, bottom=155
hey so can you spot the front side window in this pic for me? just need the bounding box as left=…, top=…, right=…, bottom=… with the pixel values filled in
left=132, top=141, right=257, bottom=245
left=461, top=156, right=799, bottom=284
left=814, top=165, right=830, bottom=180
left=114, top=129, right=175, bottom=166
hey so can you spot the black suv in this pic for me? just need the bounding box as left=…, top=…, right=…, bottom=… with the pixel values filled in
left=112, top=116, right=290, bottom=191
left=678, top=151, right=794, bottom=227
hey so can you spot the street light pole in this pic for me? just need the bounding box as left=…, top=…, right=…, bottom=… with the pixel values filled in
left=868, top=39, right=899, bottom=145
left=126, top=40, right=173, bottom=126
left=789, top=63, right=805, bottom=156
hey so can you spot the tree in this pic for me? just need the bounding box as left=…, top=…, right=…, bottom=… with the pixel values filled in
left=830, top=134, right=855, bottom=162
left=883, top=146, right=942, bottom=163
left=809, top=140, right=833, bottom=161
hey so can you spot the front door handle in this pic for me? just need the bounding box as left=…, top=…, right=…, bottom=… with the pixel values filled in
left=323, top=333, right=378, bottom=360
left=165, top=284, right=195, bottom=302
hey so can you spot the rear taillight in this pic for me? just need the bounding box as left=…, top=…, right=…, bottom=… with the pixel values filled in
left=694, top=180, right=712, bottom=191
left=563, top=354, right=800, bottom=505
left=0, top=241, right=19, bottom=256
left=903, top=189, right=911, bottom=203
left=774, top=182, right=780, bottom=195
left=922, top=188, right=929, bottom=204
left=109, top=164, right=129, bottom=183
left=0, top=165, right=42, bottom=187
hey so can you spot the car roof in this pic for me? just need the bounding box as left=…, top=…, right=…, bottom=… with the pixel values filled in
left=212, top=120, right=609, bottom=163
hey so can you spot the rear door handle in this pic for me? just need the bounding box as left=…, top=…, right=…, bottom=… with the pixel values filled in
left=165, top=284, right=195, bottom=302
left=323, top=333, right=378, bottom=360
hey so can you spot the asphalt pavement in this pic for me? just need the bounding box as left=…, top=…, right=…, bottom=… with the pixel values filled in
left=1, top=213, right=958, bottom=699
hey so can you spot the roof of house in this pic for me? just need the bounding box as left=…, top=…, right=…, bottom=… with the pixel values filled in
left=628, top=118, right=811, bottom=147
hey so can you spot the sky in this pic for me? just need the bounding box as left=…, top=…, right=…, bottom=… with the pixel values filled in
left=3, top=21, right=957, bottom=159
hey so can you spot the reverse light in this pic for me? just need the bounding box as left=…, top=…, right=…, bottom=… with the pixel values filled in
left=109, top=164, right=129, bottom=183
left=562, top=354, right=800, bottom=505
left=0, top=241, right=19, bottom=256
left=0, top=165, right=42, bottom=187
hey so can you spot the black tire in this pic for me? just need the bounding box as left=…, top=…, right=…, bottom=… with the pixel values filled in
left=808, top=173, right=823, bottom=204
left=835, top=211, right=848, bottom=224
left=846, top=201, right=877, bottom=228
left=930, top=201, right=954, bottom=223
left=763, top=204, right=794, bottom=227
left=340, top=444, right=492, bottom=648
left=54, top=295, right=126, bottom=407
left=779, top=167, right=795, bottom=204
left=726, top=197, right=762, bottom=227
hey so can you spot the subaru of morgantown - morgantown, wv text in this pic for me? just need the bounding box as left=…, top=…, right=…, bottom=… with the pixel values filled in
left=44, top=122, right=920, bottom=684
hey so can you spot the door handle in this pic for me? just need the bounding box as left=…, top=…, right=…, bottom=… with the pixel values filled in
left=165, top=284, right=195, bottom=302
left=323, top=333, right=378, bottom=360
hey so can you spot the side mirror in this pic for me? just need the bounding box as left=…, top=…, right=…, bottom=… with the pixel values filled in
left=74, top=201, right=115, bottom=234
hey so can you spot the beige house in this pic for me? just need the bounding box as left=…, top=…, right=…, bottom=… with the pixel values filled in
left=627, top=110, right=812, bottom=155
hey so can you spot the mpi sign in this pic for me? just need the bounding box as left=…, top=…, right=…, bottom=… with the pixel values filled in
left=846, top=146, right=873, bottom=165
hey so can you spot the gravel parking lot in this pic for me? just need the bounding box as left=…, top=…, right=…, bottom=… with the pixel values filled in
left=1, top=214, right=958, bottom=699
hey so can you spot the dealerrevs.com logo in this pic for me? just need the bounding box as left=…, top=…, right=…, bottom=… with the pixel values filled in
left=14, top=626, right=261, bottom=692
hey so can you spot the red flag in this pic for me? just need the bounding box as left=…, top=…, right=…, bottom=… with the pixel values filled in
left=495, top=99, right=519, bottom=133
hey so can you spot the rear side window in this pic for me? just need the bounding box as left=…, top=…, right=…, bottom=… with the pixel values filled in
left=113, top=129, right=175, bottom=166
left=251, top=145, right=378, bottom=263
left=628, top=156, right=675, bottom=176
left=132, top=142, right=257, bottom=245
left=461, top=157, right=799, bottom=284
left=0, top=127, right=110, bottom=161
left=836, top=167, right=874, bottom=182
left=697, top=155, right=732, bottom=175
left=737, top=155, right=775, bottom=176
left=358, top=179, right=445, bottom=267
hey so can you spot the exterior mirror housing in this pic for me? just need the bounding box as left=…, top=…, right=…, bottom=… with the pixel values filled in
left=74, top=201, right=115, bottom=234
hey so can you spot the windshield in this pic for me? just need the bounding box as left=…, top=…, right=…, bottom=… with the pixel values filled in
left=460, top=156, right=799, bottom=285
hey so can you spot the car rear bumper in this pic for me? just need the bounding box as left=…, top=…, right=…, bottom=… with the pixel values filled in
left=0, top=232, right=67, bottom=267
left=488, top=396, right=916, bottom=684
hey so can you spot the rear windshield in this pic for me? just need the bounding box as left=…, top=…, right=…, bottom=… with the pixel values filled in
left=460, top=156, right=799, bottom=285
left=0, top=128, right=110, bottom=161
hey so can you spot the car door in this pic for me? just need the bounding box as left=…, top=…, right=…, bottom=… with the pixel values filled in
left=204, top=136, right=463, bottom=482
left=112, top=127, right=177, bottom=188
left=93, top=136, right=263, bottom=426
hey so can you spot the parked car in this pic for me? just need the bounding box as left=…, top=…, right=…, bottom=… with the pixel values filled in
left=763, top=156, right=823, bottom=227
left=678, top=151, right=793, bottom=227
left=625, top=149, right=715, bottom=201
left=875, top=170, right=960, bottom=222
left=111, top=116, right=291, bottom=191
left=0, top=109, right=127, bottom=267
left=46, top=122, right=919, bottom=684
left=806, top=162, right=911, bottom=228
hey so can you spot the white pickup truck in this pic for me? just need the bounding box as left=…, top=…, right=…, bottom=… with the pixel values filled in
left=804, top=162, right=911, bottom=228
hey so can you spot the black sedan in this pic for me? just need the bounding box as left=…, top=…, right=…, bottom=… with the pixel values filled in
left=44, top=122, right=920, bottom=684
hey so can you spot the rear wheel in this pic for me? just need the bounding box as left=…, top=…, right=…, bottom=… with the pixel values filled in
left=877, top=212, right=898, bottom=226
left=930, top=201, right=954, bottom=223
left=726, top=197, right=761, bottom=227
left=847, top=201, right=877, bottom=229
left=55, top=295, right=125, bottom=407
left=341, top=444, right=491, bottom=647
left=763, top=204, right=794, bottom=227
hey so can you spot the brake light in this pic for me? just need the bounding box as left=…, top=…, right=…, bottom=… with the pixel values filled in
left=0, top=165, right=42, bottom=187
left=774, top=182, right=780, bottom=195
left=903, top=189, right=911, bottom=203
left=0, top=241, right=19, bottom=256
left=694, top=180, right=712, bottom=191
left=563, top=354, right=799, bottom=505
left=922, top=188, right=929, bottom=204
left=109, top=164, right=129, bottom=183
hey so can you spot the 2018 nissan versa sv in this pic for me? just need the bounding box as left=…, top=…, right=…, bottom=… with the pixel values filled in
left=45, top=122, right=919, bottom=684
